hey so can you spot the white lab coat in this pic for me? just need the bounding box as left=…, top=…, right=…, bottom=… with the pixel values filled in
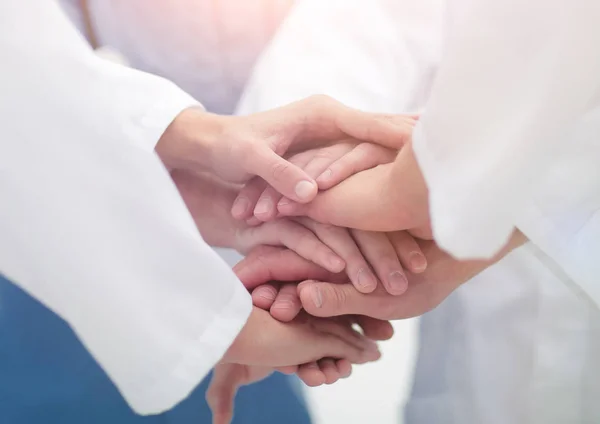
left=0, top=0, right=251, bottom=415
left=237, top=0, right=600, bottom=422
left=59, top=0, right=294, bottom=115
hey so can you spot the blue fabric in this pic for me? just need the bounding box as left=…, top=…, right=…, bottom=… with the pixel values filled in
left=0, top=275, right=311, bottom=424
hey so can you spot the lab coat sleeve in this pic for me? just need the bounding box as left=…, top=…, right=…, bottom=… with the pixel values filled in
left=412, top=0, right=600, bottom=259
left=0, top=0, right=251, bottom=415
left=237, top=0, right=444, bottom=114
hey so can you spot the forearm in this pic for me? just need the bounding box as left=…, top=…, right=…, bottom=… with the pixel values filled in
left=1, top=1, right=250, bottom=414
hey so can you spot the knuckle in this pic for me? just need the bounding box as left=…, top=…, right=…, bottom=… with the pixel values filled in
left=324, top=285, right=347, bottom=309
left=270, top=161, right=290, bottom=183
left=346, top=252, right=367, bottom=269
left=315, top=222, right=338, bottom=234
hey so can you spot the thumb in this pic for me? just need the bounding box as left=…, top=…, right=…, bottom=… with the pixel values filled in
left=246, top=146, right=318, bottom=203
left=206, top=365, right=243, bottom=424
left=298, top=281, right=372, bottom=317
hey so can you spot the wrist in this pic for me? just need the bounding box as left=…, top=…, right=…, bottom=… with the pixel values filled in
left=155, top=108, right=226, bottom=171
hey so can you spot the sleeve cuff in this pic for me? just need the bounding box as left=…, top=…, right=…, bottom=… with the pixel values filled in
left=93, top=57, right=203, bottom=152
left=124, top=282, right=252, bottom=415
left=412, top=123, right=516, bottom=260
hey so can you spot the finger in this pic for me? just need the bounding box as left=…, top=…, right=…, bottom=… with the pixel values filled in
left=290, top=96, right=416, bottom=150
left=247, top=146, right=318, bottom=203
left=388, top=231, right=428, bottom=274
left=251, top=284, right=279, bottom=310
left=206, top=365, right=242, bottom=424
left=270, top=283, right=303, bottom=322
left=334, top=359, right=353, bottom=379
left=239, top=220, right=345, bottom=273
left=316, top=143, right=397, bottom=190
left=275, top=365, right=298, bottom=375
left=295, top=218, right=378, bottom=293
left=231, top=177, right=268, bottom=220
left=334, top=108, right=417, bottom=150
left=253, top=152, right=314, bottom=221
left=352, top=230, right=408, bottom=296
left=234, top=247, right=344, bottom=292
left=296, top=362, right=326, bottom=387
left=298, top=280, right=376, bottom=318
left=276, top=143, right=355, bottom=214
left=354, top=316, right=395, bottom=341
left=318, top=358, right=341, bottom=385
left=253, top=185, right=284, bottom=221
left=246, top=216, right=262, bottom=227
left=314, top=317, right=381, bottom=363
left=300, top=142, right=356, bottom=181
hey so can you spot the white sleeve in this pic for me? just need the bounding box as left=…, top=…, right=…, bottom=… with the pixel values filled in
left=0, top=0, right=251, bottom=414
left=412, top=0, right=600, bottom=260
left=237, top=0, right=444, bottom=114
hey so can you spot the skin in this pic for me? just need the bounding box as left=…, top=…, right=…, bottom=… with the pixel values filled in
left=238, top=231, right=528, bottom=320
left=155, top=95, right=416, bottom=204
left=172, top=169, right=427, bottom=295
left=276, top=142, right=432, bottom=235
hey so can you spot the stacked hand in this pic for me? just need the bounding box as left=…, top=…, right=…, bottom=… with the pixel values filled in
left=156, top=95, right=521, bottom=424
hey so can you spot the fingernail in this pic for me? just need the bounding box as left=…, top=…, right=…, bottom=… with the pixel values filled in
left=409, top=252, right=427, bottom=272
left=316, top=169, right=333, bottom=183
left=256, top=289, right=276, bottom=301
left=277, top=198, right=291, bottom=208
left=231, top=197, right=249, bottom=218
left=311, top=286, right=323, bottom=308
left=277, top=199, right=297, bottom=214
left=388, top=271, right=408, bottom=295
left=294, top=180, right=316, bottom=200
left=327, top=254, right=345, bottom=272
left=254, top=198, right=273, bottom=217
left=357, top=268, right=377, bottom=291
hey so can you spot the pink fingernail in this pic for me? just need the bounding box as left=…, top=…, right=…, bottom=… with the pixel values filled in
left=327, top=254, right=345, bottom=272
left=295, top=180, right=317, bottom=200
left=409, top=252, right=427, bottom=272
left=277, top=199, right=298, bottom=214
left=388, top=271, right=408, bottom=295
left=316, top=169, right=333, bottom=183
left=254, top=198, right=273, bottom=217
left=231, top=197, right=249, bottom=218
left=357, top=268, right=377, bottom=291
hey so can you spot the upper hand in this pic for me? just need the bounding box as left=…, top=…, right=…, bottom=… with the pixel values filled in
left=232, top=140, right=399, bottom=222
left=275, top=143, right=432, bottom=234
left=157, top=96, right=416, bottom=205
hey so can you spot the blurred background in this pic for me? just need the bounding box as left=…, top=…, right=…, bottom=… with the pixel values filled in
left=5, top=1, right=597, bottom=424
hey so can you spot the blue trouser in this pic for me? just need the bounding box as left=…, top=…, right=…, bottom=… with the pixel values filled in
left=0, top=276, right=312, bottom=424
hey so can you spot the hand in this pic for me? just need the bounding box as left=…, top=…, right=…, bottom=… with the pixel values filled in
left=206, top=360, right=352, bottom=424
left=157, top=96, right=416, bottom=204
left=232, top=141, right=398, bottom=222
left=236, top=231, right=527, bottom=321
left=206, top=306, right=381, bottom=423
left=276, top=143, right=432, bottom=235
left=173, top=170, right=426, bottom=293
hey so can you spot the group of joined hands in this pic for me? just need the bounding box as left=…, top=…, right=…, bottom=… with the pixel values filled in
left=156, top=96, right=526, bottom=423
